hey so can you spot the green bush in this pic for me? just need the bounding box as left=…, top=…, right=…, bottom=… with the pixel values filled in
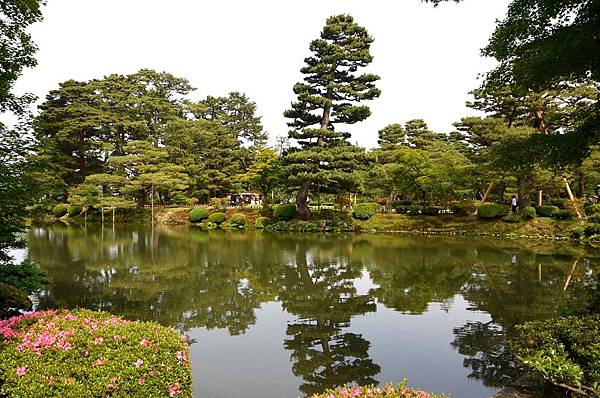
left=318, top=209, right=335, bottom=220
left=292, top=223, right=318, bottom=232
left=352, top=203, right=377, bottom=220
left=0, top=282, right=32, bottom=319
left=589, top=213, right=600, bottom=223
left=254, top=217, right=272, bottom=229
left=208, top=212, right=226, bottom=224
left=511, top=315, right=600, bottom=395
left=52, top=204, right=68, bottom=218
left=535, top=205, right=560, bottom=217
left=477, top=203, right=509, bottom=219
left=450, top=201, right=475, bottom=216
left=421, top=207, right=440, bottom=216
left=265, top=221, right=287, bottom=231
left=585, top=204, right=600, bottom=216
left=522, top=206, right=537, bottom=219
left=310, top=382, right=445, bottom=398
left=229, top=214, right=246, bottom=228
left=188, top=207, right=209, bottom=223
left=570, top=227, right=586, bottom=240
left=584, top=224, right=600, bottom=237
left=67, top=204, right=82, bottom=218
left=273, top=204, right=298, bottom=221
left=405, top=205, right=422, bottom=215
left=0, top=309, right=191, bottom=397
left=549, top=198, right=567, bottom=209
left=552, top=209, right=575, bottom=220
left=502, top=215, right=521, bottom=223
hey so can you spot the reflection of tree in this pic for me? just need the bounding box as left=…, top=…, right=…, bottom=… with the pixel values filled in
left=451, top=321, right=520, bottom=387
left=280, top=241, right=380, bottom=396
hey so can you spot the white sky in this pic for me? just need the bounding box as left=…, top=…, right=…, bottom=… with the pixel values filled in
left=14, top=0, right=510, bottom=148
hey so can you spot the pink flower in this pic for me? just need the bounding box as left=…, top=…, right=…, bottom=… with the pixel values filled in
left=168, top=384, right=181, bottom=397
left=140, top=338, right=151, bottom=347
left=92, top=336, right=104, bottom=345
left=135, top=359, right=144, bottom=368
left=138, top=378, right=145, bottom=385
left=175, top=351, right=187, bottom=361
left=92, top=357, right=106, bottom=366
left=16, top=366, right=26, bottom=377
left=65, top=378, right=74, bottom=385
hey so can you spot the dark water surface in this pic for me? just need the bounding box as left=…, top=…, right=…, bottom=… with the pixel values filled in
left=24, top=224, right=599, bottom=398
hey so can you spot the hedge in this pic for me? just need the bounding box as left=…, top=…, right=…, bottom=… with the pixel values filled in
left=450, top=201, right=476, bottom=216
left=552, top=209, right=575, bottom=220
left=522, top=206, right=536, bottom=219
left=273, top=204, right=298, bottom=221
left=0, top=309, right=192, bottom=397
left=52, top=204, right=68, bottom=218
left=511, top=315, right=600, bottom=396
left=535, top=205, right=560, bottom=217
left=477, top=203, right=509, bottom=219
left=310, top=382, right=445, bottom=398
left=188, top=207, right=209, bottom=223
left=207, top=212, right=226, bottom=224
left=352, top=203, right=377, bottom=220
left=229, top=214, right=246, bottom=228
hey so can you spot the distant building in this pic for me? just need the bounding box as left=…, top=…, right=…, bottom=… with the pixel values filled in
left=226, top=192, right=262, bottom=207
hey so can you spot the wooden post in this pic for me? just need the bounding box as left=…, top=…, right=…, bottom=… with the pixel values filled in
left=481, top=180, right=495, bottom=203
left=101, top=207, right=104, bottom=223
left=564, top=178, right=574, bottom=201
left=112, top=208, right=115, bottom=225
left=151, top=184, right=154, bottom=225
left=537, top=190, right=543, bottom=207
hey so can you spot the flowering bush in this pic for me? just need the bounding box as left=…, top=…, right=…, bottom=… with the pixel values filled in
left=310, top=383, right=446, bottom=398
left=0, top=309, right=191, bottom=397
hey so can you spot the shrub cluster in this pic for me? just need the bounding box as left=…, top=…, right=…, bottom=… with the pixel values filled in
left=549, top=198, right=567, bottom=209
left=188, top=207, right=209, bottom=223
left=67, top=205, right=82, bottom=218
left=229, top=214, right=246, bottom=228
left=52, top=204, right=68, bottom=218
left=477, top=203, right=509, bottom=219
left=552, top=209, right=575, bottom=220
left=352, top=203, right=377, bottom=220
left=535, top=205, right=560, bottom=217
left=511, top=315, right=600, bottom=395
left=0, top=309, right=192, bottom=397
left=254, top=217, right=272, bottom=229
left=586, top=204, right=600, bottom=216
left=310, top=382, right=445, bottom=398
left=273, top=204, right=298, bottom=221
left=450, top=201, right=476, bottom=216
left=421, top=207, right=440, bottom=216
left=522, top=206, right=536, bottom=219
left=208, top=212, right=226, bottom=224
left=588, top=213, right=600, bottom=224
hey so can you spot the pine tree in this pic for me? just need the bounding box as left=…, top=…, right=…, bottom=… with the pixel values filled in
left=377, top=124, right=405, bottom=148
left=283, top=14, right=380, bottom=219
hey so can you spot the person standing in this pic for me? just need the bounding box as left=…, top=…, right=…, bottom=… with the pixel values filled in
left=511, top=195, right=518, bottom=214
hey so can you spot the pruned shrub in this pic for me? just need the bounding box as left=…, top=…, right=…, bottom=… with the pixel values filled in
left=189, top=207, right=209, bottom=223
left=450, top=201, right=476, bottom=216
left=254, top=217, right=272, bottom=229
left=511, top=315, right=600, bottom=395
left=273, top=204, right=298, bottom=221
left=552, top=209, right=575, bottom=220
left=585, top=204, right=600, bottom=216
left=522, top=206, right=537, bottom=219
left=52, top=204, right=68, bottom=218
left=229, top=214, right=246, bottom=228
left=477, top=203, right=509, bottom=219
left=0, top=309, right=191, bottom=397
left=421, top=207, right=440, bottom=216
left=208, top=212, right=226, bottom=224
left=535, top=205, right=560, bottom=217
left=67, top=204, right=82, bottom=217
left=352, top=203, right=377, bottom=220
left=310, top=382, right=445, bottom=398
left=549, top=198, right=567, bottom=209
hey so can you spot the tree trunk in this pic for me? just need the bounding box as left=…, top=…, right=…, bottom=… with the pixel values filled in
left=112, top=208, right=115, bottom=225
left=564, top=178, right=574, bottom=201
left=296, top=180, right=311, bottom=220
left=517, top=177, right=530, bottom=211
left=537, top=190, right=543, bottom=207
left=101, top=207, right=105, bottom=223
left=578, top=171, right=585, bottom=198
left=481, top=180, right=495, bottom=203
left=151, top=184, right=155, bottom=225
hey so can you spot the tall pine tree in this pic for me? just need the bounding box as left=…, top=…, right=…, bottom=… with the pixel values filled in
left=283, top=14, right=380, bottom=219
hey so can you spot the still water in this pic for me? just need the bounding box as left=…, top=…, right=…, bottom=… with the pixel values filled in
left=24, top=224, right=599, bottom=398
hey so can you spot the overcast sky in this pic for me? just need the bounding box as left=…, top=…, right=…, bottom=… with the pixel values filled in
left=14, top=0, right=510, bottom=148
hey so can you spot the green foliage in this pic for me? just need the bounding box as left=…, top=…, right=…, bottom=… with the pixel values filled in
left=67, top=204, right=82, bottom=217
left=273, top=204, right=298, bottom=221
left=52, top=204, right=68, bottom=217
left=291, top=223, right=318, bottom=233
left=0, top=282, right=32, bottom=319
left=511, top=315, right=600, bottom=395
left=310, top=382, right=446, bottom=398
left=552, top=209, right=574, bottom=220
left=570, top=227, right=586, bottom=240
left=502, top=215, right=521, bottom=223
left=405, top=205, right=422, bottom=215
left=535, top=205, right=560, bottom=218
left=589, top=213, right=600, bottom=224
left=421, top=207, right=440, bottom=216
left=586, top=204, right=600, bottom=216
left=254, top=217, right=272, bottom=229
left=584, top=224, right=600, bottom=238
left=522, top=207, right=537, bottom=219
left=352, top=203, right=377, bottom=220
left=477, top=204, right=509, bottom=219
left=207, top=212, right=226, bottom=224
left=450, top=201, right=476, bottom=217
left=549, top=198, right=567, bottom=209
left=0, top=309, right=192, bottom=397
left=188, top=207, right=209, bottom=223
left=0, top=262, right=48, bottom=295
left=229, top=214, right=246, bottom=228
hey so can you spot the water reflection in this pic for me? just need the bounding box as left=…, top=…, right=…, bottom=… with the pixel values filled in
left=26, top=224, right=599, bottom=397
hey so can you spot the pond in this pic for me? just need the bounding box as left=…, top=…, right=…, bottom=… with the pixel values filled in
left=23, top=224, right=599, bottom=398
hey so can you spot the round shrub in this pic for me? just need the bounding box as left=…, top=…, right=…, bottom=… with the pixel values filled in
left=229, top=214, right=246, bottom=228
left=450, top=201, right=476, bottom=216
left=0, top=309, right=191, bottom=398
left=549, top=198, right=567, bottom=209
left=254, top=217, right=272, bottom=229
left=67, top=204, right=82, bottom=218
left=552, top=209, right=575, bottom=220
left=52, top=204, right=68, bottom=218
left=522, top=206, right=537, bottom=219
left=585, top=204, right=600, bottom=216
left=535, top=205, right=560, bottom=217
left=188, top=207, right=209, bottom=223
left=477, top=203, right=509, bottom=219
left=352, top=203, right=377, bottom=220
left=208, top=212, right=226, bottom=224
left=273, top=204, right=298, bottom=221
left=421, top=207, right=440, bottom=216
